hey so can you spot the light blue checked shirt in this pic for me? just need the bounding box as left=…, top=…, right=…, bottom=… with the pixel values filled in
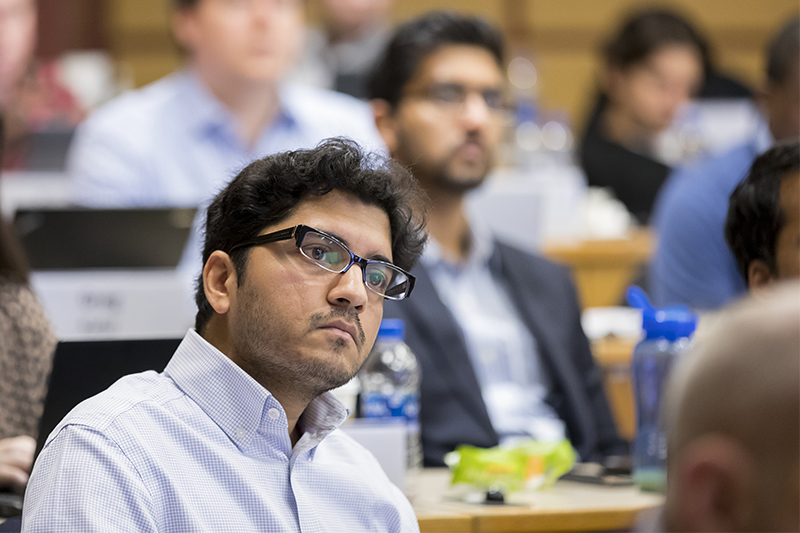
left=22, top=329, right=419, bottom=533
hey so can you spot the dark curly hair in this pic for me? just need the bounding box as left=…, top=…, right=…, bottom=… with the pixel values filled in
left=194, top=137, right=428, bottom=333
left=725, top=141, right=800, bottom=282
left=368, top=11, right=504, bottom=108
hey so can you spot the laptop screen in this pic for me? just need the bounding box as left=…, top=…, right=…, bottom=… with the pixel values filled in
left=14, top=207, right=196, bottom=270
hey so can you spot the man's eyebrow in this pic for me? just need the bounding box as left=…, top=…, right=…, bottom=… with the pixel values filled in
left=323, top=229, right=394, bottom=264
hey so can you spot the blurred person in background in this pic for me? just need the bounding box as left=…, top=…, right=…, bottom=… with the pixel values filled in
left=69, top=0, right=382, bottom=209
left=291, top=0, right=391, bottom=99
left=725, top=141, right=800, bottom=291
left=0, top=114, right=57, bottom=489
left=650, top=17, right=799, bottom=310
left=0, top=0, right=83, bottom=170
left=370, top=12, right=625, bottom=467
left=578, top=9, right=707, bottom=224
left=661, top=282, right=799, bottom=532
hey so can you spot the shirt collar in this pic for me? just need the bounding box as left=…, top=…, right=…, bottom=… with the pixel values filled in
left=178, top=69, right=297, bottom=145
left=421, top=212, right=496, bottom=271
left=165, top=329, right=348, bottom=451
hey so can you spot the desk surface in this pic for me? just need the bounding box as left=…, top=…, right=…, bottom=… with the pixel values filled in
left=412, top=468, right=664, bottom=533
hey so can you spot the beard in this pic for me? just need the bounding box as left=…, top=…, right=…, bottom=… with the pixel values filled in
left=231, top=281, right=365, bottom=404
left=397, top=133, right=492, bottom=194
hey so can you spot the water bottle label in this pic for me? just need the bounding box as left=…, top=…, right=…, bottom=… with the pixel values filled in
left=362, top=392, right=418, bottom=421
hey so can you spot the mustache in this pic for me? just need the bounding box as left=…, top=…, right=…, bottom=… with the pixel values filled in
left=308, top=309, right=366, bottom=345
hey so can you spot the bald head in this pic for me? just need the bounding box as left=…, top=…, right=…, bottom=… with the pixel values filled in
left=664, top=282, right=800, bottom=532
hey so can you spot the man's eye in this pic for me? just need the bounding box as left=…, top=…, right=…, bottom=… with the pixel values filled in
left=366, top=270, right=389, bottom=289
left=483, top=90, right=504, bottom=110
left=304, top=245, right=340, bottom=266
left=430, top=84, right=465, bottom=104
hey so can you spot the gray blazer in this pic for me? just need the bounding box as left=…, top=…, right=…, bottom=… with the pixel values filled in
left=383, top=241, right=627, bottom=466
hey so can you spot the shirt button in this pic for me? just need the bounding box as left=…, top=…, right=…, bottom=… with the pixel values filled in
left=268, top=408, right=281, bottom=420
left=235, top=427, right=247, bottom=438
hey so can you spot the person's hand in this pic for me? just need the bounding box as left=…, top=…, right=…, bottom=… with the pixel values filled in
left=0, top=435, right=36, bottom=488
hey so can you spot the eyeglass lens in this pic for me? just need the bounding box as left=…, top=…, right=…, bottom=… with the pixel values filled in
left=298, top=230, right=409, bottom=298
left=427, top=83, right=504, bottom=110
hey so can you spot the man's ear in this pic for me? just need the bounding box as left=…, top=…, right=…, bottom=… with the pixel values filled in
left=748, top=259, right=775, bottom=291
left=371, top=99, right=399, bottom=155
left=203, top=250, right=237, bottom=315
left=668, top=434, right=756, bottom=532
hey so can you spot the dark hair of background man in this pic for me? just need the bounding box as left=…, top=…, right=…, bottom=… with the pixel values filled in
left=368, top=11, right=504, bottom=108
left=194, top=137, right=428, bottom=333
left=725, top=141, right=800, bottom=282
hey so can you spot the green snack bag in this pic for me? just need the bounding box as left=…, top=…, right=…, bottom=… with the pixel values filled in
left=446, top=439, right=577, bottom=494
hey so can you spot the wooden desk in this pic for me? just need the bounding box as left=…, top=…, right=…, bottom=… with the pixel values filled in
left=543, top=230, right=654, bottom=309
left=413, top=469, right=663, bottom=533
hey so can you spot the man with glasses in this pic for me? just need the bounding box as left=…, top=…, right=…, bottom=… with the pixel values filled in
left=22, top=138, right=427, bottom=532
left=370, top=12, right=626, bottom=467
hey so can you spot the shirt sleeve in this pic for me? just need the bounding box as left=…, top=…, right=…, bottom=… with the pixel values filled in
left=67, top=114, right=155, bottom=208
left=22, top=424, right=158, bottom=533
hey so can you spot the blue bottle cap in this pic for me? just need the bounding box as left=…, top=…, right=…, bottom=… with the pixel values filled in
left=377, top=319, right=405, bottom=340
left=627, top=285, right=697, bottom=341
left=641, top=306, right=697, bottom=341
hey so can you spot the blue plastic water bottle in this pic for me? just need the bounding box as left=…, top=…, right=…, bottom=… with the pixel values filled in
left=358, top=319, right=423, bottom=471
left=627, top=287, right=697, bottom=492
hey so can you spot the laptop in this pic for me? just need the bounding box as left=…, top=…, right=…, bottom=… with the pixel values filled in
left=23, top=130, right=75, bottom=172
left=0, top=338, right=180, bottom=517
left=13, top=207, right=196, bottom=270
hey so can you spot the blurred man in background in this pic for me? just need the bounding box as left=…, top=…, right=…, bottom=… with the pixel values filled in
left=725, top=141, right=800, bottom=291
left=650, top=17, right=800, bottom=310
left=69, top=0, right=382, bottom=209
left=662, top=282, right=799, bottom=532
left=291, top=0, right=391, bottom=99
left=370, top=11, right=625, bottom=467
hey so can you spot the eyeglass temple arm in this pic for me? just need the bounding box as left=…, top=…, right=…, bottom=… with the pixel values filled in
left=228, top=226, right=299, bottom=253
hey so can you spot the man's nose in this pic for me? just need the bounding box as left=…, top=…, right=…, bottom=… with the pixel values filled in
left=328, top=263, right=368, bottom=309
left=460, top=92, right=494, bottom=130
left=251, top=0, right=277, bottom=26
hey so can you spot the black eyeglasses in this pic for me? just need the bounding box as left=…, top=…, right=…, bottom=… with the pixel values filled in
left=411, top=82, right=506, bottom=112
left=229, top=224, right=415, bottom=300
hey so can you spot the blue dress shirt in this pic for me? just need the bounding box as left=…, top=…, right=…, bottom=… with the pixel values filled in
left=22, top=330, right=419, bottom=533
left=421, top=219, right=567, bottom=445
left=650, top=142, right=765, bottom=310
left=69, top=69, right=385, bottom=208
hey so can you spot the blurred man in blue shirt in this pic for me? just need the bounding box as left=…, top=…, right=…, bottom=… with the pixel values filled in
left=650, top=18, right=799, bottom=309
left=69, top=0, right=383, bottom=209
